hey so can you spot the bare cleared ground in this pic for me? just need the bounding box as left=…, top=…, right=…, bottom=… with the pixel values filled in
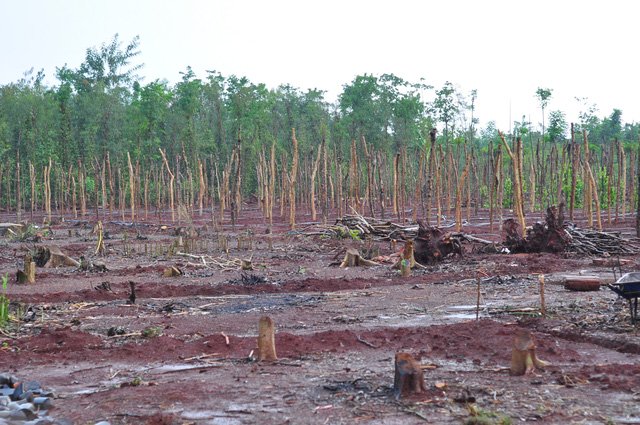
left=1, top=206, right=640, bottom=425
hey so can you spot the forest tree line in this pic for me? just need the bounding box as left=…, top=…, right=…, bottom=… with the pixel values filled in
left=1, top=35, right=638, bottom=228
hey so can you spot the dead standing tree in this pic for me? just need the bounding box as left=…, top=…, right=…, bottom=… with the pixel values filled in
left=426, top=128, right=437, bottom=225
left=582, top=129, right=602, bottom=230
left=499, top=131, right=526, bottom=237
left=159, top=148, right=176, bottom=222
left=310, top=143, right=322, bottom=221
left=288, top=128, right=299, bottom=229
left=127, top=152, right=136, bottom=222
left=455, top=147, right=471, bottom=232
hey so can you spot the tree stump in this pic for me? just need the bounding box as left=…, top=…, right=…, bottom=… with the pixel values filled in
left=24, top=253, right=36, bottom=283
left=400, top=241, right=414, bottom=277
left=241, top=259, right=253, bottom=270
left=392, top=240, right=420, bottom=274
left=128, top=281, right=136, bottom=304
left=257, top=316, right=277, bottom=362
left=162, top=266, right=183, bottom=277
left=34, top=246, right=80, bottom=268
left=94, top=221, right=106, bottom=256
left=339, top=248, right=378, bottom=268
left=393, top=352, right=426, bottom=399
left=510, top=330, right=550, bottom=376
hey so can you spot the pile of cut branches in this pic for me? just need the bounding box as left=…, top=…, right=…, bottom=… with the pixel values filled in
left=503, top=203, right=640, bottom=256
left=334, top=213, right=419, bottom=241
left=565, top=226, right=640, bottom=255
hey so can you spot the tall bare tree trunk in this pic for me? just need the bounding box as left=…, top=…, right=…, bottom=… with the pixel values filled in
left=159, top=148, right=175, bottom=222
left=310, top=145, right=322, bottom=221
left=78, top=161, right=87, bottom=217
left=127, top=152, right=135, bottom=222
left=426, top=129, right=437, bottom=225
left=198, top=159, right=206, bottom=216
left=569, top=123, right=578, bottom=221
left=636, top=134, right=640, bottom=237
left=289, top=129, right=299, bottom=229
left=618, top=140, right=627, bottom=221
left=106, top=153, right=114, bottom=219
left=269, top=143, right=276, bottom=228
left=29, top=162, right=36, bottom=220
left=499, top=132, right=526, bottom=236
left=582, top=130, right=602, bottom=230
left=321, top=140, right=328, bottom=223
left=362, top=137, right=375, bottom=217
left=455, top=148, right=471, bottom=232
left=44, top=159, right=52, bottom=224
left=393, top=153, right=400, bottom=219
left=16, top=156, right=21, bottom=222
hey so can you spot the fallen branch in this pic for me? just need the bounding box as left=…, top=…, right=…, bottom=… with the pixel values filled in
left=356, top=335, right=379, bottom=348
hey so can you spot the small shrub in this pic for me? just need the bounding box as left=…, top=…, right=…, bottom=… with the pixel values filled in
left=0, top=274, right=9, bottom=326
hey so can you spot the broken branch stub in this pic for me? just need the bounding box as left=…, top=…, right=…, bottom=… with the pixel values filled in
left=257, top=316, right=277, bottom=362
left=510, top=330, right=550, bottom=376
left=393, top=352, right=426, bottom=399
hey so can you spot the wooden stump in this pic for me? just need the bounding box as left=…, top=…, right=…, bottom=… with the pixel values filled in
left=401, top=241, right=414, bottom=277
left=339, top=248, right=378, bottom=268
left=241, top=259, right=253, bottom=270
left=34, top=246, right=80, bottom=268
left=393, top=352, right=426, bottom=399
left=162, top=266, right=183, bottom=277
left=257, top=316, right=277, bottom=362
left=24, top=253, right=36, bottom=283
left=510, top=330, right=550, bottom=376
left=393, top=241, right=420, bottom=275
left=94, top=221, right=105, bottom=256
left=128, top=281, right=136, bottom=304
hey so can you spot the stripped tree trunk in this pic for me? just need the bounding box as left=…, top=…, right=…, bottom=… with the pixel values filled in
left=499, top=132, right=525, bottom=236
left=289, top=129, right=299, bottom=229
left=159, top=148, right=175, bottom=222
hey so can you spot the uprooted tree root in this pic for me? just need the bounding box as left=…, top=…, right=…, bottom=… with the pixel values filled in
left=504, top=202, right=640, bottom=255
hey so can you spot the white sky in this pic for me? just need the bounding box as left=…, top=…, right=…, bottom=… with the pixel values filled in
left=1, top=0, right=638, bottom=131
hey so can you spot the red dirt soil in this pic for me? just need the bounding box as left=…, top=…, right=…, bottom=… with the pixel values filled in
left=0, top=206, right=639, bottom=424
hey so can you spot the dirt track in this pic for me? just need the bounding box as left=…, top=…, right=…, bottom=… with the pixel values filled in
left=1, top=207, right=639, bottom=424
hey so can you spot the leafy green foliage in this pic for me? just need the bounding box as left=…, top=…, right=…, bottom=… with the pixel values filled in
left=0, top=34, right=638, bottom=212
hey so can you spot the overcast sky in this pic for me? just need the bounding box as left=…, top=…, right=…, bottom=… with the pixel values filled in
left=1, top=0, right=637, bottom=131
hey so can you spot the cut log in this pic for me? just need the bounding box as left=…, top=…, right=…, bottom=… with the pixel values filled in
left=339, top=248, right=378, bottom=268
left=0, top=223, right=24, bottom=236
left=510, top=330, right=550, bottom=376
left=563, top=276, right=601, bottom=291
left=592, top=258, right=632, bottom=267
left=34, top=246, right=80, bottom=268
left=393, top=352, right=426, bottom=399
left=257, top=316, right=277, bottom=362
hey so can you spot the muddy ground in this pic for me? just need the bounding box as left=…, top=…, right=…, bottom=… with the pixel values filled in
left=1, top=206, right=640, bottom=425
